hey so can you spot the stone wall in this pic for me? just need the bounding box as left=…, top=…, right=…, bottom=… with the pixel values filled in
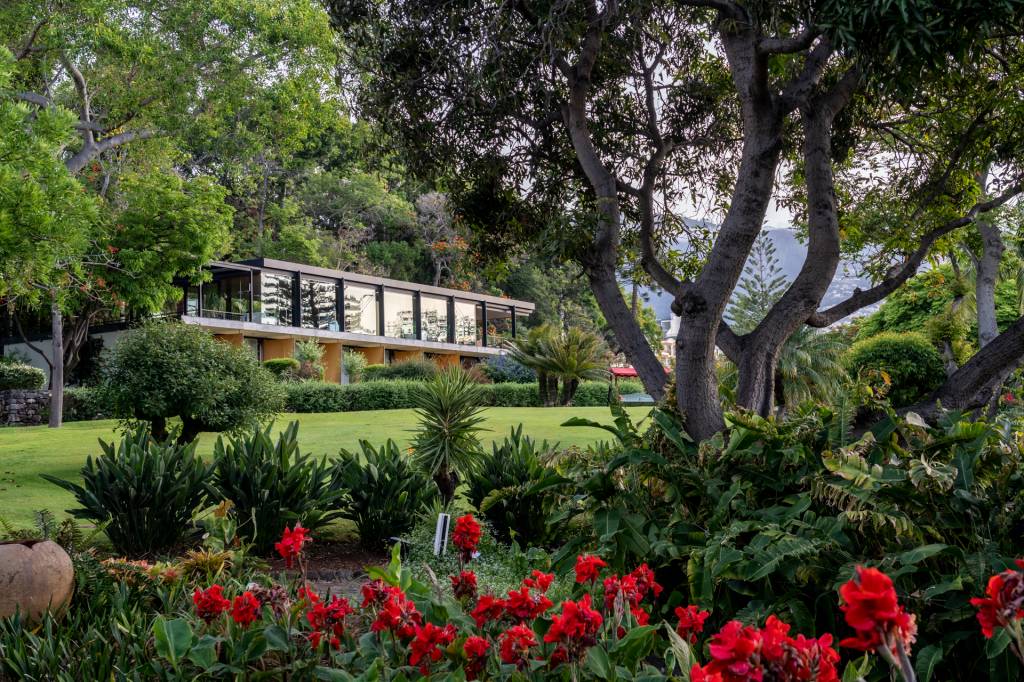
left=0, top=390, right=50, bottom=426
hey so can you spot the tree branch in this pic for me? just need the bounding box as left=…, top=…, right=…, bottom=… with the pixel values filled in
left=758, top=26, right=821, bottom=55
left=65, top=129, right=157, bottom=174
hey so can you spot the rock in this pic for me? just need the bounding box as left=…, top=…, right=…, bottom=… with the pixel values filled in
left=0, top=540, right=74, bottom=623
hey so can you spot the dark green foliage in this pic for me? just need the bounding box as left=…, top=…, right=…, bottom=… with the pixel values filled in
left=364, top=359, right=439, bottom=382
left=480, top=355, right=535, bottom=383
left=262, top=357, right=300, bottom=379
left=845, top=331, right=945, bottom=406
left=465, top=425, right=567, bottom=545
left=331, top=440, right=437, bottom=547
left=63, top=386, right=109, bottom=421
left=100, top=322, right=284, bottom=443
left=41, top=430, right=213, bottom=556
left=285, top=380, right=353, bottom=412
left=211, top=422, right=344, bottom=554
left=487, top=382, right=542, bottom=407
left=0, top=362, right=45, bottom=390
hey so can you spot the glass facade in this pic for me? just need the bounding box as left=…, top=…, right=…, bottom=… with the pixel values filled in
left=420, top=294, right=450, bottom=343
left=454, top=299, right=483, bottom=346
left=344, top=283, right=378, bottom=335
left=485, top=304, right=513, bottom=347
left=260, top=271, right=294, bottom=326
left=300, top=278, right=338, bottom=330
left=383, top=288, right=416, bottom=339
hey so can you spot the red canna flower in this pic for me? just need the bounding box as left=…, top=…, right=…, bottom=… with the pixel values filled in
left=499, top=624, right=537, bottom=669
left=690, top=665, right=725, bottom=682
left=231, top=591, right=262, bottom=628
left=452, top=514, right=482, bottom=563
left=543, top=593, right=603, bottom=663
left=451, top=570, right=478, bottom=600
left=629, top=563, right=663, bottom=600
left=471, top=594, right=506, bottom=628
left=360, top=579, right=391, bottom=608
left=574, top=554, right=608, bottom=584
left=522, top=569, right=554, bottom=593
left=705, top=620, right=761, bottom=682
left=275, top=523, right=311, bottom=569
left=675, top=605, right=711, bottom=644
left=970, top=560, right=1024, bottom=638
left=463, top=635, right=490, bottom=680
left=371, top=588, right=421, bottom=640
left=839, top=566, right=917, bottom=656
left=504, top=585, right=553, bottom=622
left=192, top=584, right=230, bottom=623
left=408, top=622, right=457, bottom=674
left=307, top=595, right=354, bottom=642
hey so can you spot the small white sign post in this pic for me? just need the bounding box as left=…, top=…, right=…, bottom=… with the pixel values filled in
left=433, top=513, right=451, bottom=556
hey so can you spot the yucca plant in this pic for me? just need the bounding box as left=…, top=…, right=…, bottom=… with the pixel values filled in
left=41, top=429, right=213, bottom=555
left=331, top=440, right=437, bottom=548
left=211, top=421, right=345, bottom=554
left=410, top=367, right=486, bottom=505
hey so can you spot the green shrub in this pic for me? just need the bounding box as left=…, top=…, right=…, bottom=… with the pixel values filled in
left=284, top=381, right=351, bottom=412
left=364, top=359, right=439, bottom=382
left=480, top=355, right=535, bottom=383
left=845, top=331, right=945, bottom=406
left=263, top=357, right=300, bottom=379
left=343, top=349, right=368, bottom=382
left=465, top=425, right=566, bottom=544
left=485, top=381, right=541, bottom=407
left=346, top=381, right=416, bottom=410
left=100, top=322, right=284, bottom=443
left=211, top=422, right=344, bottom=554
left=293, top=339, right=325, bottom=380
left=64, top=386, right=109, bottom=421
left=331, top=440, right=436, bottom=548
left=41, top=429, right=213, bottom=555
left=0, top=362, right=45, bottom=390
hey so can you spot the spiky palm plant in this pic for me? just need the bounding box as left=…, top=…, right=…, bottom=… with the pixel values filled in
left=541, top=327, right=610, bottom=405
left=506, top=324, right=560, bottom=406
left=410, top=367, right=486, bottom=505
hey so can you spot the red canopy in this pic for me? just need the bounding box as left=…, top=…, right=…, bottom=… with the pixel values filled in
left=610, top=366, right=639, bottom=377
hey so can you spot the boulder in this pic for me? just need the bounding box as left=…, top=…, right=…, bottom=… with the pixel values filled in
left=0, top=540, right=74, bottom=622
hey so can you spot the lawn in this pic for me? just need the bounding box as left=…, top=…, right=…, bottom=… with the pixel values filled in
left=0, top=406, right=650, bottom=527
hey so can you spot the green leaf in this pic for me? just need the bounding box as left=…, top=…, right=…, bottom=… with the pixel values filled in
left=611, top=625, right=657, bottom=669
left=914, top=644, right=943, bottom=682
left=986, top=628, right=1012, bottom=658
left=263, top=624, right=291, bottom=651
left=664, top=623, right=694, bottom=674
left=187, top=634, right=219, bottom=669
left=586, top=645, right=613, bottom=680
left=153, top=616, right=193, bottom=667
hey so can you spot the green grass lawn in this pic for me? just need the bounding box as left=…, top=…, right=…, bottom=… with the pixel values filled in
left=0, top=407, right=649, bottom=527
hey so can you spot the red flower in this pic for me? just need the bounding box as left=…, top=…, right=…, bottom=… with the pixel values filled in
left=275, top=523, right=311, bottom=568
left=231, top=591, right=262, bottom=628
left=504, top=586, right=553, bottom=622
left=786, top=632, right=840, bottom=682
left=970, top=561, right=1024, bottom=638
left=690, top=665, right=724, bottom=682
left=706, top=620, right=761, bottom=682
left=629, top=563, right=663, bottom=600
left=675, top=605, right=711, bottom=644
left=574, top=554, right=608, bottom=584
left=192, top=585, right=230, bottom=623
left=452, top=514, right=482, bottom=562
left=360, top=579, right=392, bottom=608
left=371, top=589, right=421, bottom=639
left=471, top=594, right=506, bottom=628
left=307, top=596, right=354, bottom=642
left=543, top=593, right=603, bottom=662
left=522, top=569, right=554, bottom=593
left=499, top=624, right=537, bottom=669
left=451, top=570, right=478, bottom=600
left=839, top=566, right=917, bottom=656
left=464, top=635, right=490, bottom=680
left=409, top=622, right=457, bottom=674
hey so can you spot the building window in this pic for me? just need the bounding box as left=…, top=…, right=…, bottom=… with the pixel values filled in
left=486, top=304, right=512, bottom=347
left=244, top=337, right=262, bottom=360
left=301, top=278, right=338, bottom=330
left=344, top=283, right=378, bottom=335
left=383, top=288, right=416, bottom=339
left=420, top=294, right=449, bottom=343
left=454, top=299, right=482, bottom=346
left=516, top=310, right=530, bottom=338
left=259, top=271, right=294, bottom=327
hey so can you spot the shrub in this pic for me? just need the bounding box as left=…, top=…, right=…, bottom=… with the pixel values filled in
left=465, top=425, right=567, bottom=544
left=293, top=339, right=325, bottom=380
left=64, top=386, right=109, bottom=421
left=331, top=440, right=436, bottom=547
left=0, top=362, right=45, bottom=390
left=364, top=359, right=439, bottom=382
left=41, top=429, right=213, bottom=555
left=100, top=322, right=284, bottom=443
left=263, top=357, right=300, bottom=380
left=211, top=422, right=344, bottom=554
left=342, top=349, right=367, bottom=383
left=284, top=381, right=351, bottom=412
left=480, top=354, right=535, bottom=383
left=845, top=331, right=945, bottom=406
left=486, top=381, right=541, bottom=407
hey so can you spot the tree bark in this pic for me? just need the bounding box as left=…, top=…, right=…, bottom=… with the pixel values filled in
left=976, top=220, right=1003, bottom=348
left=48, top=292, right=64, bottom=428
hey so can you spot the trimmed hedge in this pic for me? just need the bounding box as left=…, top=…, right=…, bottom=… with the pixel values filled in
left=263, top=357, right=300, bottom=379
left=363, top=360, right=439, bottom=382
left=64, top=386, right=110, bottom=422
left=845, top=331, right=945, bottom=406
left=0, top=362, right=46, bottom=391
left=284, top=379, right=647, bottom=412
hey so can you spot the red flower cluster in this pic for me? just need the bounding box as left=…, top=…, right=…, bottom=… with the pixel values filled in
left=675, top=604, right=711, bottom=644
left=471, top=593, right=507, bottom=627
left=370, top=586, right=422, bottom=639
left=451, top=570, right=478, bottom=600
left=409, top=622, right=457, bottom=674
left=970, top=559, right=1024, bottom=638
left=574, top=554, right=608, bottom=584
left=275, top=523, right=311, bottom=569
left=499, top=624, right=538, bottom=669
left=231, top=591, right=262, bottom=628
left=305, top=590, right=354, bottom=649
left=839, top=566, right=917, bottom=656
left=452, top=514, right=482, bottom=563
left=691, top=615, right=839, bottom=682
left=544, top=593, right=603, bottom=664
left=192, top=584, right=230, bottom=623
left=603, top=563, right=662, bottom=631
left=463, top=635, right=490, bottom=680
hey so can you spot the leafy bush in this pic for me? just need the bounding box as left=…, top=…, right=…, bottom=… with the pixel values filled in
left=343, top=349, right=368, bottom=382
left=465, top=425, right=567, bottom=545
left=364, top=359, right=439, bottom=382
left=345, top=380, right=417, bottom=410
left=41, top=429, right=213, bottom=555
left=284, top=381, right=351, bottom=412
left=480, top=355, right=535, bottom=383
left=293, top=339, right=325, bottom=380
left=262, top=357, right=300, bottom=379
left=487, top=381, right=542, bottom=407
left=0, top=362, right=45, bottom=390
left=100, top=322, right=284, bottom=443
left=64, top=386, right=109, bottom=421
left=211, top=422, right=344, bottom=554
left=845, top=331, right=945, bottom=406
left=331, top=440, right=436, bottom=547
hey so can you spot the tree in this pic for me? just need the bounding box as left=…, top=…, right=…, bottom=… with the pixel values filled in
left=508, top=325, right=609, bottom=406
left=100, top=322, right=284, bottom=444
left=331, top=0, right=1024, bottom=439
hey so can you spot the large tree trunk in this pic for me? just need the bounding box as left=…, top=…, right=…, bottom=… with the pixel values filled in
left=48, top=293, right=63, bottom=429
left=976, top=220, right=1003, bottom=348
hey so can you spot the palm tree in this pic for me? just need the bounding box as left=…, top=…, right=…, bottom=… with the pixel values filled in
left=507, top=325, right=609, bottom=406
left=410, top=367, right=486, bottom=505
left=507, top=324, right=559, bottom=406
